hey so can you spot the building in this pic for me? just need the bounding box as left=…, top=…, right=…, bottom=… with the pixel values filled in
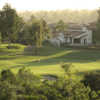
left=49, top=23, right=92, bottom=47
left=64, top=24, right=92, bottom=46
left=48, top=32, right=65, bottom=47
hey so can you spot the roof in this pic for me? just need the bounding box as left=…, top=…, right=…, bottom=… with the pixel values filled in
left=87, top=22, right=97, bottom=30
left=64, top=23, right=89, bottom=37
left=64, top=31, right=85, bottom=38
left=67, top=23, right=87, bottom=30
left=50, top=23, right=90, bottom=38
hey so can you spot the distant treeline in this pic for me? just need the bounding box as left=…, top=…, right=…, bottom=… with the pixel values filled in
left=19, top=9, right=98, bottom=24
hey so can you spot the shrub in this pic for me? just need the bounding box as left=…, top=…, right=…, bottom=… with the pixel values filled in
left=1, top=69, right=16, bottom=84
left=83, top=72, right=100, bottom=91
left=7, top=45, right=20, bottom=49
left=18, top=95, right=47, bottom=100
left=61, top=63, right=77, bottom=77
left=6, top=44, right=25, bottom=49
left=0, top=68, right=100, bottom=100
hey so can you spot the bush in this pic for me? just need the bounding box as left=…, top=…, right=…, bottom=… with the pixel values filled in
left=1, top=69, right=16, bottom=83
left=18, top=95, right=47, bottom=100
left=83, top=72, right=100, bottom=91
left=0, top=68, right=100, bottom=100
left=61, top=63, right=77, bottom=77
left=6, top=44, right=25, bottom=49
left=7, top=45, right=20, bottom=49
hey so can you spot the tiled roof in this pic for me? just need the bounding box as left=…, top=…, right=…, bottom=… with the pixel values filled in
left=64, top=31, right=85, bottom=37
left=50, top=23, right=89, bottom=38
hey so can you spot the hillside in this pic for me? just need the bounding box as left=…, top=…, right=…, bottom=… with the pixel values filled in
left=19, top=9, right=98, bottom=24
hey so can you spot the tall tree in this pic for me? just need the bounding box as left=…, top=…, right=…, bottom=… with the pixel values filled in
left=55, top=20, right=67, bottom=32
left=95, top=8, right=100, bottom=42
left=0, top=3, right=23, bottom=43
left=23, top=18, right=48, bottom=55
left=32, top=19, right=46, bottom=55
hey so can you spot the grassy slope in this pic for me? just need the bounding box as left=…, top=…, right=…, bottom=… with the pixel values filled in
left=0, top=44, right=100, bottom=80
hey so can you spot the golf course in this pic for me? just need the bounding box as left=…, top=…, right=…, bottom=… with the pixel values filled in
left=0, top=43, right=100, bottom=80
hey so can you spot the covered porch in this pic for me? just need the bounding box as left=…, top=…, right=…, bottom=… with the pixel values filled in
left=65, top=34, right=88, bottom=46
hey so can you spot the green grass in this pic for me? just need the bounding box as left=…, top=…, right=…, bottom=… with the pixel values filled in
left=0, top=43, right=100, bottom=80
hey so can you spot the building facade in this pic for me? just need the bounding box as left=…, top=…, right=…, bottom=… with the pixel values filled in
left=49, top=24, right=92, bottom=47
left=64, top=26, right=92, bottom=46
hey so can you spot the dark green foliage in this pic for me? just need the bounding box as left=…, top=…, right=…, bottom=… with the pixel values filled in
left=0, top=68, right=100, bottom=100
left=55, top=20, right=67, bottom=32
left=0, top=4, right=50, bottom=46
left=21, top=18, right=50, bottom=55
left=0, top=3, right=24, bottom=43
left=61, top=63, right=72, bottom=72
left=29, top=19, right=49, bottom=47
left=1, top=69, right=16, bottom=83
left=82, top=72, right=100, bottom=100
left=6, top=45, right=20, bottom=49
left=61, top=63, right=76, bottom=77
left=18, top=95, right=47, bottom=100
left=83, top=72, right=100, bottom=91
left=95, top=8, right=100, bottom=42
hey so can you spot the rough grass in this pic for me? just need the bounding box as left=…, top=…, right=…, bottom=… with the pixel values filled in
left=0, top=43, right=100, bottom=80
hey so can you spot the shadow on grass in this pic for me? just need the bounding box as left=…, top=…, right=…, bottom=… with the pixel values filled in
left=13, top=49, right=100, bottom=68
left=0, top=56, right=18, bottom=60
left=1, top=46, right=100, bottom=70
left=76, top=69, right=100, bottom=77
left=0, top=53, right=23, bottom=60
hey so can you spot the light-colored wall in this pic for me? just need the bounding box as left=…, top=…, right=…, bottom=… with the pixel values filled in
left=70, top=27, right=92, bottom=46
left=86, top=30, right=92, bottom=45
left=80, top=30, right=92, bottom=45
left=48, top=33, right=65, bottom=47
left=48, top=27, right=92, bottom=47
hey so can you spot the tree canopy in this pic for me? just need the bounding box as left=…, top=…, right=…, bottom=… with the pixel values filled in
left=0, top=4, right=24, bottom=42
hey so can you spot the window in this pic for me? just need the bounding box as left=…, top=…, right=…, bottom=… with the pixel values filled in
left=74, top=38, right=80, bottom=44
left=84, top=39, right=87, bottom=44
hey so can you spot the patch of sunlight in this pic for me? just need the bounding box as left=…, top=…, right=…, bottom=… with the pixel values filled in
left=41, top=50, right=73, bottom=60
left=73, top=61, right=100, bottom=73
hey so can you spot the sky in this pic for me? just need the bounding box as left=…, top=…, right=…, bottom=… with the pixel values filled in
left=0, top=0, right=100, bottom=11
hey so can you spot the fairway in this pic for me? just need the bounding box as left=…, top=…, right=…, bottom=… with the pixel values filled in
left=0, top=44, right=100, bottom=79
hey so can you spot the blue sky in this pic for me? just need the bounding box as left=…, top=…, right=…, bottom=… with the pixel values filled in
left=0, top=0, right=100, bottom=11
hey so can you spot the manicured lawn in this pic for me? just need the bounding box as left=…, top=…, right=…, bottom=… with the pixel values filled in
left=0, top=43, right=100, bottom=80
